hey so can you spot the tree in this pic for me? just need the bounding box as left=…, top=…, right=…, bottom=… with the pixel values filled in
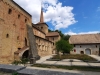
left=56, top=39, right=73, bottom=54
left=63, top=35, right=70, bottom=40
left=55, top=30, right=64, bottom=38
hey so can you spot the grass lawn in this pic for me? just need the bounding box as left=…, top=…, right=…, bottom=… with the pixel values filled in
left=51, top=54, right=97, bottom=61
left=0, top=72, right=11, bottom=75
left=33, top=64, right=100, bottom=72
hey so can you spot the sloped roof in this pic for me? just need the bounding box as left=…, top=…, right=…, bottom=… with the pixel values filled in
left=69, top=34, right=100, bottom=44
left=46, top=32, right=59, bottom=37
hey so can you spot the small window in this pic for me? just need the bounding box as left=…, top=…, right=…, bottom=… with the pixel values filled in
left=8, top=9, right=12, bottom=14
left=18, top=14, right=20, bottom=19
left=41, top=27, right=43, bottom=29
left=80, top=46, right=81, bottom=48
left=17, top=36, right=19, bottom=40
left=6, top=34, right=9, bottom=38
left=96, top=45, right=97, bottom=48
left=25, top=19, right=27, bottom=23
left=39, top=39, right=40, bottom=42
left=74, top=49, right=76, bottom=52
left=52, top=38, right=54, bottom=41
left=53, top=43, right=54, bottom=46
left=18, top=48, right=21, bottom=50
left=74, top=45, right=75, bottom=47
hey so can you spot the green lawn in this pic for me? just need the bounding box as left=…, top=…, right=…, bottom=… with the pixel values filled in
left=51, top=54, right=97, bottom=61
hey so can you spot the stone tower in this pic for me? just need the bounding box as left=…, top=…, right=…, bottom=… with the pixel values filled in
left=35, top=7, right=48, bottom=34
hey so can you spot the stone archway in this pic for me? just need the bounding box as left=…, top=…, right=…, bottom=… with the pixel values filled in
left=22, top=50, right=29, bottom=58
left=85, top=48, right=91, bottom=55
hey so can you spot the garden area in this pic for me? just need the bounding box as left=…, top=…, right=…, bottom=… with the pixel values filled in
left=51, top=54, right=97, bottom=62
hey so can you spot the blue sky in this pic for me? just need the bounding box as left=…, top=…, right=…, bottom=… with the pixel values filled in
left=14, top=0, right=100, bottom=35
left=58, top=0, right=100, bottom=35
left=47, top=0, right=100, bottom=35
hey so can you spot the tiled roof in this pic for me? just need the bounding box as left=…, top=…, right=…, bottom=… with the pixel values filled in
left=69, top=34, right=100, bottom=44
left=46, top=32, right=59, bottom=37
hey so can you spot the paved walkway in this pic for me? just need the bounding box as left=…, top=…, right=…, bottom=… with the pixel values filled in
left=27, top=67, right=100, bottom=75
left=36, top=55, right=100, bottom=67
left=89, top=55, right=100, bottom=61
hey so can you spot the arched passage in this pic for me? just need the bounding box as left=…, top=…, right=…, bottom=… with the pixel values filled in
left=22, top=50, right=29, bottom=58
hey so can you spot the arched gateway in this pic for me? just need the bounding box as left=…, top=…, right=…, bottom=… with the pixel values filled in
left=85, top=48, right=91, bottom=55
left=14, top=46, right=29, bottom=60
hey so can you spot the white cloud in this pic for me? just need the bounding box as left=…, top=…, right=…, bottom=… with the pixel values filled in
left=13, top=0, right=77, bottom=29
left=65, top=30, right=100, bottom=35
left=97, top=7, right=100, bottom=12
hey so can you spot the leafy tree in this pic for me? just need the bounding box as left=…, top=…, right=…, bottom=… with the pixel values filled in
left=55, top=30, right=64, bottom=38
left=56, top=39, right=73, bottom=54
left=63, top=35, right=70, bottom=40
left=48, top=29, right=53, bottom=32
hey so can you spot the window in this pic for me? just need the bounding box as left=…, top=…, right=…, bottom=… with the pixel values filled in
left=74, top=45, right=75, bottom=47
left=74, top=49, right=76, bottom=52
left=25, top=19, right=27, bottom=23
left=52, top=38, right=54, bottom=41
left=18, top=14, right=20, bottom=19
left=8, top=9, right=12, bottom=14
left=18, top=48, right=21, bottom=50
left=6, top=34, right=9, bottom=38
left=96, top=45, right=97, bottom=48
left=53, top=43, right=54, bottom=46
left=80, top=46, right=81, bottom=48
left=17, top=36, right=19, bottom=40
left=41, top=27, right=43, bottom=29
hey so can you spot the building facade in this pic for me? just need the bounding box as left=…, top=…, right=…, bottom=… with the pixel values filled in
left=0, top=0, right=60, bottom=64
left=69, top=34, right=100, bottom=55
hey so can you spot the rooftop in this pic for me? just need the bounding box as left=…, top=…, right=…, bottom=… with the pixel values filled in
left=46, top=32, right=60, bottom=37
left=69, top=34, right=100, bottom=44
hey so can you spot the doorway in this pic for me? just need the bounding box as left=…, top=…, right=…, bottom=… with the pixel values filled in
left=22, top=50, right=29, bottom=58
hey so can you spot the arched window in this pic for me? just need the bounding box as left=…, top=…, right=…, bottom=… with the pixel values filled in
left=8, top=9, right=12, bottom=14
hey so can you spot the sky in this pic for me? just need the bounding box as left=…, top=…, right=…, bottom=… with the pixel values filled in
left=13, top=0, right=100, bottom=35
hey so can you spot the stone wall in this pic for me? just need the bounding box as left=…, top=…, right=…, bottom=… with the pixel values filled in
left=35, top=36, right=53, bottom=57
left=0, top=0, right=32, bottom=64
left=72, top=44, right=99, bottom=55
left=33, top=26, right=45, bottom=39
left=36, top=23, right=48, bottom=34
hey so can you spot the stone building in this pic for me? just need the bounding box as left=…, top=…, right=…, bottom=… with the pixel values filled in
left=32, top=8, right=60, bottom=56
left=0, top=0, right=33, bottom=64
left=0, top=0, right=60, bottom=64
left=69, top=34, right=100, bottom=55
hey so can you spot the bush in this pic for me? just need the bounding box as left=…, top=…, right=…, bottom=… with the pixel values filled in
left=20, top=58, right=29, bottom=66
left=12, top=71, right=18, bottom=75
left=12, top=60, right=21, bottom=65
